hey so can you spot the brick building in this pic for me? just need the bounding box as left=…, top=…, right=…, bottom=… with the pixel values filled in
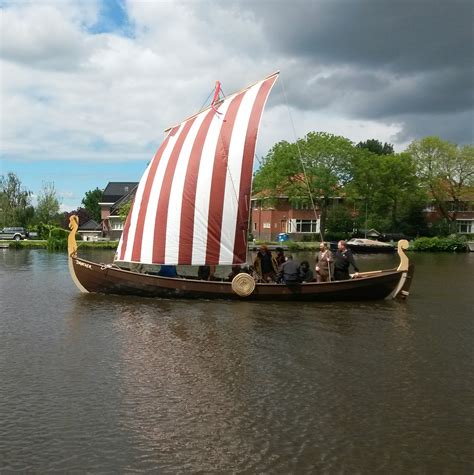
left=99, top=182, right=138, bottom=240
left=251, top=195, right=321, bottom=241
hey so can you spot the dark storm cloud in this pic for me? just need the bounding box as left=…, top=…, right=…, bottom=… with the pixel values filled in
left=251, top=0, right=472, bottom=73
left=240, top=0, right=473, bottom=144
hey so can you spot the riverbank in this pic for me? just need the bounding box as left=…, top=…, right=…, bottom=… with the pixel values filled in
left=2, top=235, right=470, bottom=252
left=3, top=240, right=119, bottom=250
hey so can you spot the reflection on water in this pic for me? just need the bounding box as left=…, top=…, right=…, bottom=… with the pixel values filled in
left=0, top=249, right=473, bottom=472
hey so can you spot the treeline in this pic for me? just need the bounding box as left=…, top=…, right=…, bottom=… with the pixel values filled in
left=0, top=173, right=103, bottom=238
left=253, top=134, right=474, bottom=237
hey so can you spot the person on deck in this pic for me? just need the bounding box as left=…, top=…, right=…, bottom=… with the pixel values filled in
left=253, top=245, right=278, bottom=282
left=197, top=265, right=216, bottom=280
left=279, top=254, right=300, bottom=284
left=315, top=242, right=333, bottom=282
left=227, top=265, right=243, bottom=281
left=157, top=265, right=179, bottom=278
left=299, top=261, right=314, bottom=282
left=275, top=247, right=286, bottom=266
left=333, top=240, right=359, bottom=281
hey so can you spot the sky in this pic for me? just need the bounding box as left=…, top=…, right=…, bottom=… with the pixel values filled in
left=1, top=0, right=473, bottom=211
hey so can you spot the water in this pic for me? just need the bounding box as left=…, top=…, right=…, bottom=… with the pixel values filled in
left=0, top=249, right=473, bottom=473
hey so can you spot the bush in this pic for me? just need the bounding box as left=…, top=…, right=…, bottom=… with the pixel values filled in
left=412, top=236, right=467, bottom=252
left=47, top=227, right=68, bottom=252
left=301, top=233, right=319, bottom=242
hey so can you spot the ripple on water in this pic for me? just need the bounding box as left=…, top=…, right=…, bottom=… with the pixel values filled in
left=0, top=250, right=473, bottom=472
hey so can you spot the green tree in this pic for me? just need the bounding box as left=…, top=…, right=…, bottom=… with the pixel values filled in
left=0, top=172, right=33, bottom=227
left=36, top=182, right=61, bottom=225
left=356, top=139, right=394, bottom=155
left=119, top=200, right=132, bottom=222
left=407, top=136, right=474, bottom=224
left=81, top=188, right=103, bottom=222
left=254, top=132, right=356, bottom=236
left=348, top=150, right=426, bottom=233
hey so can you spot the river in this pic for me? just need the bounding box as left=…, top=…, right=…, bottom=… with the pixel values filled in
left=0, top=249, right=472, bottom=473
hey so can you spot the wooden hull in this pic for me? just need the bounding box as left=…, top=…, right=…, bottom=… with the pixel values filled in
left=70, top=256, right=414, bottom=301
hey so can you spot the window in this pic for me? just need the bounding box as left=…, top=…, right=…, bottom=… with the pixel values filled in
left=253, top=222, right=257, bottom=231
left=457, top=220, right=474, bottom=234
left=288, top=219, right=318, bottom=233
left=263, top=222, right=271, bottom=229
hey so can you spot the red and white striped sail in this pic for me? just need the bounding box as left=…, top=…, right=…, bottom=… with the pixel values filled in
left=116, top=72, right=279, bottom=266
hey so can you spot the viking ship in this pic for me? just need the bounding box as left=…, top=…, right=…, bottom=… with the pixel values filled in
left=68, top=72, right=414, bottom=301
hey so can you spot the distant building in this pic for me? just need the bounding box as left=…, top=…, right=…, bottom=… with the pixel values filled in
left=423, top=189, right=474, bottom=234
left=77, top=219, right=101, bottom=241
left=99, top=182, right=138, bottom=240
left=251, top=193, right=325, bottom=241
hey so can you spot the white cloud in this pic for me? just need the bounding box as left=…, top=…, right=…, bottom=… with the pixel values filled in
left=1, top=0, right=465, bottom=171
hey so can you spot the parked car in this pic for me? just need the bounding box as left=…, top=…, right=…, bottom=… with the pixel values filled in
left=0, top=227, right=29, bottom=241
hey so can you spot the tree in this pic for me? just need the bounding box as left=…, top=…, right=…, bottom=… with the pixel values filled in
left=356, top=139, right=394, bottom=155
left=0, top=172, right=33, bottom=227
left=36, top=182, right=61, bottom=225
left=61, top=207, right=91, bottom=229
left=119, top=201, right=132, bottom=222
left=348, top=150, right=426, bottom=233
left=82, top=188, right=103, bottom=222
left=254, top=132, right=356, bottom=236
left=407, top=136, right=474, bottom=224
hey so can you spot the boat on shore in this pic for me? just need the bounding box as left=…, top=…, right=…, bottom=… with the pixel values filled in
left=67, top=72, right=414, bottom=301
left=346, top=238, right=396, bottom=254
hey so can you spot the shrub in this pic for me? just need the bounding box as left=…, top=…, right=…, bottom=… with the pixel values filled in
left=412, top=236, right=467, bottom=252
left=47, top=227, right=68, bottom=252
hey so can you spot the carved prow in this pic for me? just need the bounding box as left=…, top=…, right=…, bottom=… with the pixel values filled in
left=397, top=239, right=409, bottom=271
left=68, top=215, right=79, bottom=257
left=67, top=215, right=89, bottom=293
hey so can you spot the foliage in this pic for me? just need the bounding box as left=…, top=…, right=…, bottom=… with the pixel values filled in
left=0, top=172, right=33, bottom=227
left=119, top=200, right=132, bottom=222
left=254, top=132, right=357, bottom=235
left=81, top=187, right=103, bottom=222
left=35, top=222, right=57, bottom=240
left=325, top=205, right=357, bottom=234
left=323, top=231, right=353, bottom=242
left=8, top=240, right=48, bottom=249
left=78, top=241, right=118, bottom=249
left=47, top=227, right=69, bottom=252
left=347, top=150, right=426, bottom=234
left=61, top=207, right=91, bottom=229
left=407, top=136, right=474, bottom=222
left=356, top=139, right=394, bottom=155
left=36, top=181, right=61, bottom=225
left=412, top=236, right=467, bottom=252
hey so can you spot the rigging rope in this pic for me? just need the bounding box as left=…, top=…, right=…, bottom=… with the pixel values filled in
left=279, top=75, right=325, bottom=243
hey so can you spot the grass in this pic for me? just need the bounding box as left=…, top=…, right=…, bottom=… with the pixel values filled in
left=2, top=240, right=118, bottom=250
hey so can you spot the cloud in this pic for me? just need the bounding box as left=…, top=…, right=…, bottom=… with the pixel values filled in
left=0, top=0, right=472, bottom=176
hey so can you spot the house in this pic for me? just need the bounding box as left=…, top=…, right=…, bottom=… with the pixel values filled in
left=99, top=182, right=138, bottom=240
left=251, top=194, right=322, bottom=241
left=423, top=188, right=474, bottom=234
left=77, top=219, right=101, bottom=241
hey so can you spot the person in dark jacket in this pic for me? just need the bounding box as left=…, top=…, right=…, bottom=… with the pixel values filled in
left=279, top=254, right=300, bottom=284
left=253, top=245, right=278, bottom=282
left=299, top=260, right=314, bottom=282
left=333, top=240, right=359, bottom=281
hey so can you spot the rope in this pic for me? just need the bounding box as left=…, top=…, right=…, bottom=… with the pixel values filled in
left=280, top=75, right=325, bottom=243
